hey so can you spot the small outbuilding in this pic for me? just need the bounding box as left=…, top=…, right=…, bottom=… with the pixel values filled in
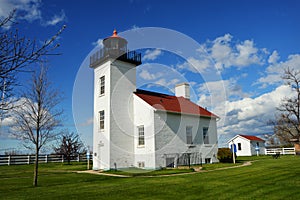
left=228, top=135, right=265, bottom=156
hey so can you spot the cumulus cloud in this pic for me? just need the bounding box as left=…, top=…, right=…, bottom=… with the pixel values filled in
left=44, top=10, right=66, bottom=26
left=176, top=34, right=266, bottom=74
left=197, top=79, right=248, bottom=110
left=257, top=54, right=300, bottom=87
left=0, top=0, right=66, bottom=28
left=268, top=50, right=280, bottom=64
left=215, top=85, right=291, bottom=137
left=142, top=49, right=162, bottom=61
left=0, top=0, right=41, bottom=22
left=177, top=57, right=212, bottom=73
left=139, top=69, right=163, bottom=80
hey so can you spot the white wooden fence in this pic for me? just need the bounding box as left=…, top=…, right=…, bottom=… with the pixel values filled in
left=0, top=154, right=92, bottom=166
left=265, top=147, right=296, bottom=155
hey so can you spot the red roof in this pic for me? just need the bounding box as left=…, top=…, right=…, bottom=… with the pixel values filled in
left=134, top=89, right=218, bottom=118
left=239, top=135, right=264, bottom=141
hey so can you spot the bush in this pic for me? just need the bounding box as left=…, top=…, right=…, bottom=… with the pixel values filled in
left=217, top=148, right=235, bottom=163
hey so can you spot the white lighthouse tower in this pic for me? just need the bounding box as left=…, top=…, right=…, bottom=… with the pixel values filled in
left=90, top=30, right=141, bottom=170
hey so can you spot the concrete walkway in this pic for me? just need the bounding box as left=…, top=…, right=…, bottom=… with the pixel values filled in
left=76, top=161, right=254, bottom=178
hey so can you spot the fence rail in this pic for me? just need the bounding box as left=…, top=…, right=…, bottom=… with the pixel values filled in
left=265, top=148, right=296, bottom=155
left=0, top=154, right=92, bottom=166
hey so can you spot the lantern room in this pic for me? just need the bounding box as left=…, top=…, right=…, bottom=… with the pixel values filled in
left=102, top=29, right=127, bottom=57
left=90, top=29, right=142, bottom=68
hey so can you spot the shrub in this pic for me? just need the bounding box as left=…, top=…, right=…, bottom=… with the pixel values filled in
left=217, top=148, right=235, bottom=163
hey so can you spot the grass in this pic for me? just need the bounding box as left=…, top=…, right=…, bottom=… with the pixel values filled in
left=105, top=167, right=195, bottom=177
left=0, top=156, right=300, bottom=199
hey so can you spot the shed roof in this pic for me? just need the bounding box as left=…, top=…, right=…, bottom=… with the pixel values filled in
left=239, top=135, right=265, bottom=141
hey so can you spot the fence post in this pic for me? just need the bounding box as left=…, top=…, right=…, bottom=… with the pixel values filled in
left=8, top=155, right=11, bottom=166
left=61, top=155, right=64, bottom=163
left=45, top=155, right=48, bottom=163
left=28, top=155, right=30, bottom=164
left=77, top=154, right=80, bottom=162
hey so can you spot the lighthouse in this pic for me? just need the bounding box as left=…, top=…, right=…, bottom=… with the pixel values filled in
left=90, top=30, right=141, bottom=170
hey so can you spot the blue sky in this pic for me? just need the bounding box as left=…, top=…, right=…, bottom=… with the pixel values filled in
left=0, top=0, right=300, bottom=153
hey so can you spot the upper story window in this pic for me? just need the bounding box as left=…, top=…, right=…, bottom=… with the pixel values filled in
left=138, top=126, right=145, bottom=146
left=99, top=76, right=105, bottom=96
left=203, top=127, right=209, bottom=144
left=186, top=126, right=193, bottom=144
left=99, top=110, right=104, bottom=130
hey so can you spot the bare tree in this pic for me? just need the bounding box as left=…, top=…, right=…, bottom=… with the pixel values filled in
left=54, top=131, right=84, bottom=164
left=0, top=10, right=66, bottom=118
left=11, top=67, right=63, bottom=187
left=271, top=67, right=300, bottom=145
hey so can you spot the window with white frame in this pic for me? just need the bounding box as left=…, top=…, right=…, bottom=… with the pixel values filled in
left=186, top=126, right=193, bottom=144
left=203, top=127, right=209, bottom=144
left=99, top=76, right=105, bottom=96
left=138, top=126, right=145, bottom=146
left=99, top=110, right=104, bottom=130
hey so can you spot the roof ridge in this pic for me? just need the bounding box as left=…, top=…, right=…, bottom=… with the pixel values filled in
left=135, top=89, right=172, bottom=97
left=135, top=89, right=218, bottom=118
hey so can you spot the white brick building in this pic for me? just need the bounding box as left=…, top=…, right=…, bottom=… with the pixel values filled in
left=90, top=30, right=219, bottom=170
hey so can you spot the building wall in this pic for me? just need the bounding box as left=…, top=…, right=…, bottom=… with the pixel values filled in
left=249, top=141, right=266, bottom=155
left=93, top=59, right=136, bottom=170
left=229, top=137, right=265, bottom=156
left=109, top=60, right=136, bottom=169
left=229, top=137, right=251, bottom=156
left=93, top=61, right=111, bottom=170
left=133, top=95, right=156, bottom=169
left=154, top=111, right=218, bottom=168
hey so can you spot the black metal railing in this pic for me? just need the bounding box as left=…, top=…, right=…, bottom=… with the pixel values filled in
left=90, top=48, right=142, bottom=67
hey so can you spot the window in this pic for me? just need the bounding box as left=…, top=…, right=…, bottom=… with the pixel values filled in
left=186, top=126, right=193, bottom=144
left=256, top=142, right=259, bottom=147
left=99, top=76, right=105, bottom=95
left=138, top=126, right=145, bottom=146
left=138, top=162, right=145, bottom=168
left=238, top=143, right=242, bottom=150
left=99, top=110, right=104, bottom=130
left=205, top=158, right=211, bottom=164
left=203, top=127, right=209, bottom=144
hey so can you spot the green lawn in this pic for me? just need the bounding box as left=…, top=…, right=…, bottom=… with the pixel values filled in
left=0, top=156, right=299, bottom=199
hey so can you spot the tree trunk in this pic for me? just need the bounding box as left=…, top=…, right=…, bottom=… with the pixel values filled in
left=33, top=145, right=39, bottom=187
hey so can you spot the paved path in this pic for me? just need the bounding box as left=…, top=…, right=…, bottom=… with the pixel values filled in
left=77, top=161, right=254, bottom=178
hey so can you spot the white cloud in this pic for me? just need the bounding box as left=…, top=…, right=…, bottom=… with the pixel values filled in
left=197, top=79, right=248, bottom=109
left=268, top=50, right=280, bottom=64
left=152, top=78, right=180, bottom=91
left=0, top=0, right=41, bottom=22
left=214, top=85, right=292, bottom=136
left=234, top=40, right=261, bottom=67
left=177, top=57, right=212, bottom=73
left=142, top=49, right=162, bottom=61
left=257, top=54, right=300, bottom=86
left=0, top=0, right=66, bottom=29
left=139, top=69, right=163, bottom=80
left=181, top=34, right=266, bottom=73
left=92, top=38, right=103, bottom=48
left=44, top=10, right=66, bottom=26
